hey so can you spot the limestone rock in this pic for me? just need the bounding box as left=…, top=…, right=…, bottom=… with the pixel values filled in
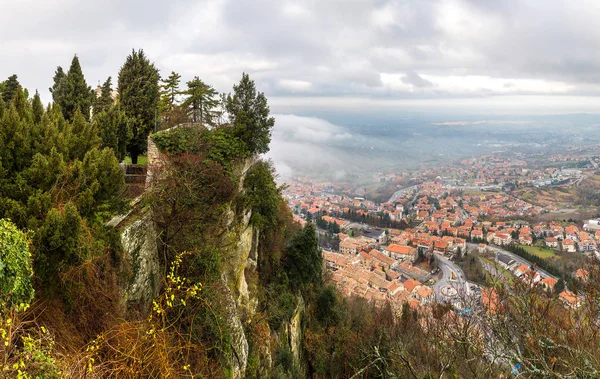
left=120, top=213, right=161, bottom=315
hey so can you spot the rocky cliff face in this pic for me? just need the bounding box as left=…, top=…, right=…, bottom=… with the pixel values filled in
left=119, top=213, right=162, bottom=315
left=110, top=133, right=304, bottom=377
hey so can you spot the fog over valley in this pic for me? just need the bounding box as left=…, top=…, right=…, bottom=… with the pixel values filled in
left=267, top=112, right=600, bottom=180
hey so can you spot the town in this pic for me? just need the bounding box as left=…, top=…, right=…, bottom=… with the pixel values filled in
left=284, top=150, right=600, bottom=315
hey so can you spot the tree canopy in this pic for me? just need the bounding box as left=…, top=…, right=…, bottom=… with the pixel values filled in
left=159, top=71, right=181, bottom=114
left=2, top=74, right=20, bottom=104
left=181, top=76, right=218, bottom=125
left=52, top=55, right=94, bottom=121
left=117, top=49, right=160, bottom=163
left=94, top=76, right=114, bottom=116
left=225, top=73, right=275, bottom=155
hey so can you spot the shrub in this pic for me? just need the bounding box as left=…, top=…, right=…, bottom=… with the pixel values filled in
left=0, top=219, right=34, bottom=308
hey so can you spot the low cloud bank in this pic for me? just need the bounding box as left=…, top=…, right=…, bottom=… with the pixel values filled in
left=266, top=114, right=354, bottom=179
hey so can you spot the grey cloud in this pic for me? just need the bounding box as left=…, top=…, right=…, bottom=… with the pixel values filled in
left=4, top=0, right=600, bottom=108
left=400, top=72, right=433, bottom=88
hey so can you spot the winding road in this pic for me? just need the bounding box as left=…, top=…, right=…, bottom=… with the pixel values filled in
left=467, top=243, right=558, bottom=281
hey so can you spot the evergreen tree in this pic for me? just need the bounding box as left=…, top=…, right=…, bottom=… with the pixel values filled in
left=159, top=71, right=181, bottom=114
left=181, top=76, right=218, bottom=124
left=32, top=90, right=44, bottom=124
left=93, top=106, right=132, bottom=162
left=2, top=74, right=20, bottom=104
left=68, top=108, right=100, bottom=160
left=59, top=55, right=94, bottom=121
left=285, top=223, right=323, bottom=290
left=117, top=49, right=160, bottom=164
left=49, top=66, right=66, bottom=106
left=94, top=76, right=114, bottom=116
left=225, top=73, right=275, bottom=155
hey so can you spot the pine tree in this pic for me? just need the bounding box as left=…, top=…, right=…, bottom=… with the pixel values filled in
left=117, top=49, right=160, bottom=164
left=181, top=76, right=218, bottom=124
left=94, top=77, right=114, bottom=116
left=2, top=75, right=20, bottom=104
left=225, top=73, right=275, bottom=155
left=32, top=90, right=44, bottom=124
left=59, top=55, right=94, bottom=121
left=159, top=71, right=181, bottom=114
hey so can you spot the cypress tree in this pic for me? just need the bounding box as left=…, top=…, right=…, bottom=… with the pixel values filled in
left=2, top=75, right=20, bottom=104
left=49, top=66, right=66, bottom=107
left=68, top=108, right=100, bottom=160
left=32, top=90, right=44, bottom=124
left=60, top=55, right=94, bottom=121
left=93, top=106, right=132, bottom=162
left=117, top=49, right=160, bottom=164
left=0, top=95, right=4, bottom=120
left=94, top=76, right=114, bottom=116
left=284, top=223, right=323, bottom=290
left=225, top=73, right=275, bottom=155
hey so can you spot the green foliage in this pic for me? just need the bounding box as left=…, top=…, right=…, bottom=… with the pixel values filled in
left=147, top=151, right=236, bottom=267
left=93, top=105, right=133, bottom=161
left=284, top=223, right=322, bottom=291
left=225, top=73, right=275, bottom=156
left=265, top=278, right=297, bottom=330
left=49, top=66, right=66, bottom=108
left=203, top=127, right=248, bottom=171
left=0, top=71, right=126, bottom=295
left=243, top=160, right=281, bottom=230
left=118, top=49, right=160, bottom=163
left=273, top=343, right=300, bottom=379
left=0, top=219, right=34, bottom=308
left=2, top=74, right=20, bottom=104
left=455, top=252, right=487, bottom=285
left=181, top=76, right=219, bottom=125
left=151, top=126, right=206, bottom=155
left=159, top=71, right=181, bottom=114
left=32, top=90, right=44, bottom=125
left=33, top=203, right=82, bottom=283
left=94, top=76, right=114, bottom=115
left=505, top=244, right=566, bottom=279
left=14, top=333, right=62, bottom=378
left=60, top=147, right=127, bottom=218
left=68, top=108, right=101, bottom=160
left=315, top=285, right=339, bottom=327
left=54, top=55, right=94, bottom=121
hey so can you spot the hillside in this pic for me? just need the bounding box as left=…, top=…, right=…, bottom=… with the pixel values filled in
left=3, top=53, right=600, bottom=378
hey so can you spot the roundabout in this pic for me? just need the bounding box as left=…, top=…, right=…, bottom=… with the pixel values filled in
left=440, top=285, right=458, bottom=298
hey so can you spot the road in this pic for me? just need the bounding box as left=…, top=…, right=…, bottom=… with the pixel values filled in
left=467, top=243, right=557, bottom=281
left=433, top=253, right=471, bottom=304
left=388, top=184, right=420, bottom=203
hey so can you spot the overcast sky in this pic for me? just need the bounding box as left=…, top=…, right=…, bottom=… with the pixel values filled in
left=4, top=0, right=600, bottom=115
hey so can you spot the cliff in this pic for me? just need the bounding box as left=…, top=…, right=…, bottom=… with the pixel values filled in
left=110, top=128, right=304, bottom=378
